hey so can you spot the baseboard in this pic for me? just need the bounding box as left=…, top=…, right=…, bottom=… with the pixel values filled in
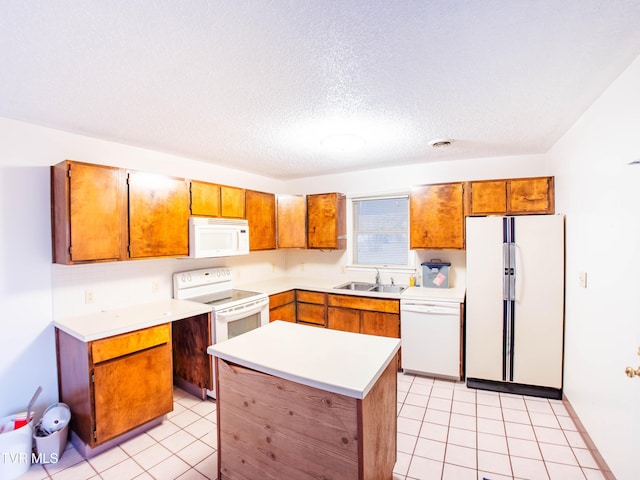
left=466, top=378, right=562, bottom=400
left=562, top=394, right=616, bottom=479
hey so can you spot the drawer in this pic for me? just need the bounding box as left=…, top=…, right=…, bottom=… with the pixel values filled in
left=327, top=294, right=399, bottom=314
left=297, top=303, right=326, bottom=326
left=92, top=323, right=171, bottom=364
left=269, top=290, right=295, bottom=309
left=296, top=290, right=327, bottom=305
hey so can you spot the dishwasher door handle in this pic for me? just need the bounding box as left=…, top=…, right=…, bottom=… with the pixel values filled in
left=401, top=304, right=458, bottom=315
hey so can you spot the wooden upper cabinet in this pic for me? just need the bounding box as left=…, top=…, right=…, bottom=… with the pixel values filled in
left=276, top=194, right=307, bottom=249
left=467, top=176, right=554, bottom=216
left=245, top=189, right=276, bottom=251
left=221, top=185, right=245, bottom=218
left=508, top=177, right=554, bottom=214
left=127, top=171, right=190, bottom=258
left=466, top=180, right=506, bottom=215
left=410, top=182, right=465, bottom=249
left=190, top=180, right=221, bottom=216
left=307, top=193, right=346, bottom=249
left=51, top=160, right=125, bottom=264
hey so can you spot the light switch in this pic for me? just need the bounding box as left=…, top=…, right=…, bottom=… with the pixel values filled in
left=579, top=272, right=587, bottom=288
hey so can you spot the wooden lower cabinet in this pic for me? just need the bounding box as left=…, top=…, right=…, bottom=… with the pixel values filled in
left=56, top=324, right=173, bottom=450
left=269, top=290, right=296, bottom=323
left=296, top=290, right=327, bottom=326
left=172, top=313, right=212, bottom=398
left=216, top=356, right=397, bottom=480
left=327, top=294, right=401, bottom=368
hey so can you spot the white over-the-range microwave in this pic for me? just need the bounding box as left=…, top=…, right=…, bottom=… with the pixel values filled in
left=188, top=217, right=250, bottom=258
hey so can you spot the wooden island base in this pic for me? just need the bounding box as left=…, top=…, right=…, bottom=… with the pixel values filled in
left=216, top=356, right=397, bottom=480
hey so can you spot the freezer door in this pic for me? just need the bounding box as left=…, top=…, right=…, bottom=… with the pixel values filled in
left=511, top=215, right=565, bottom=389
left=465, top=216, right=506, bottom=382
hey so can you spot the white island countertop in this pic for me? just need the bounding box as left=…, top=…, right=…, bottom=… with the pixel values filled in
left=54, top=299, right=212, bottom=342
left=208, top=320, right=401, bottom=400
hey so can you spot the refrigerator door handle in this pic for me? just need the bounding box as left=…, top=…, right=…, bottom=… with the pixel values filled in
left=509, top=242, right=516, bottom=301
left=503, top=243, right=510, bottom=300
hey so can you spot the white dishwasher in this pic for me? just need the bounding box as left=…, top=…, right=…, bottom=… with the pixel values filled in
left=400, top=299, right=462, bottom=380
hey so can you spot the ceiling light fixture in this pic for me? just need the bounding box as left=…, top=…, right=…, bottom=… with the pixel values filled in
left=429, top=138, right=453, bottom=148
left=321, top=133, right=366, bottom=152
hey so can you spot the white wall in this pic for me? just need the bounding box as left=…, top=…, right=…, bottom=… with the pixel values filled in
left=548, top=55, right=640, bottom=479
left=0, top=118, right=286, bottom=417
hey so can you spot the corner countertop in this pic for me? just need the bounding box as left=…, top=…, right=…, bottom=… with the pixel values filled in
left=208, top=320, right=401, bottom=399
left=53, top=299, right=212, bottom=342
left=237, top=275, right=466, bottom=304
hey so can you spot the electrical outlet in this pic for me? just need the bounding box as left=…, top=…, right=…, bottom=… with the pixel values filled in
left=85, top=289, right=95, bottom=304
left=300, top=263, right=305, bottom=272
left=579, top=272, right=587, bottom=288
left=152, top=281, right=159, bottom=293
left=271, top=263, right=276, bottom=273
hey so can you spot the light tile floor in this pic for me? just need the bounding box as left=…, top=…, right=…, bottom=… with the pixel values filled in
left=19, top=373, right=607, bottom=480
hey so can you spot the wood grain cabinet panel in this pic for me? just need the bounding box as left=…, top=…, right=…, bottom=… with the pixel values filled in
left=327, top=306, right=361, bottom=333
left=172, top=313, right=212, bottom=395
left=508, top=177, right=554, bottom=214
left=276, top=194, right=307, bottom=248
left=466, top=177, right=555, bottom=216
left=269, top=291, right=296, bottom=323
left=307, top=193, right=346, bottom=249
left=296, top=290, right=327, bottom=326
left=220, top=185, right=245, bottom=218
left=190, top=180, right=221, bottom=216
left=245, top=189, right=276, bottom=251
left=215, top=355, right=398, bottom=479
left=128, top=171, right=190, bottom=258
left=410, top=182, right=465, bottom=249
left=466, top=180, right=507, bottom=215
left=51, top=160, right=126, bottom=264
left=56, top=324, right=173, bottom=449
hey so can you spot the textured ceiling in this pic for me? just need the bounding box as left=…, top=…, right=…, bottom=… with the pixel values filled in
left=2, top=1, right=640, bottom=179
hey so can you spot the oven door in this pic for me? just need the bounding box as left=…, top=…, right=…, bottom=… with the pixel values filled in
left=214, top=297, right=269, bottom=343
left=209, top=297, right=269, bottom=399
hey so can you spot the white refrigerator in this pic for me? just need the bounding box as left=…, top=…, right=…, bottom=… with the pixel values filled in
left=465, top=215, right=565, bottom=399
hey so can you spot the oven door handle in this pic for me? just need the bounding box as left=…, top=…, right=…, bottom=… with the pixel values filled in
left=216, top=299, right=268, bottom=322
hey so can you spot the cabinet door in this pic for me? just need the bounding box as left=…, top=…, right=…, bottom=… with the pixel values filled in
left=172, top=313, right=212, bottom=390
left=361, top=312, right=400, bottom=338
left=307, top=193, right=346, bottom=249
left=468, top=180, right=507, bottom=216
left=245, top=190, right=276, bottom=251
left=270, top=304, right=296, bottom=323
left=221, top=185, right=245, bottom=218
left=93, top=340, right=173, bottom=444
left=508, top=177, right=554, bottom=214
left=128, top=171, right=190, bottom=258
left=410, top=183, right=464, bottom=249
left=52, top=161, right=124, bottom=263
left=297, top=303, right=326, bottom=326
left=277, top=194, right=307, bottom=248
left=327, top=307, right=360, bottom=333
left=191, top=180, right=221, bottom=216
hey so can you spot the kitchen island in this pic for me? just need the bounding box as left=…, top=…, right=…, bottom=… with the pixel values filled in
left=208, top=320, right=401, bottom=480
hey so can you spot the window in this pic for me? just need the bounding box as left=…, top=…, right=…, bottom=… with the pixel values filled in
left=352, top=195, right=409, bottom=266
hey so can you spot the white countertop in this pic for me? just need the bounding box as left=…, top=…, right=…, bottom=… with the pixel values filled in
left=54, top=299, right=212, bottom=342
left=208, top=320, right=401, bottom=399
left=239, top=275, right=466, bottom=303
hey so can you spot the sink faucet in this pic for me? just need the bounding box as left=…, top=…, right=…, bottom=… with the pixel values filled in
left=374, top=268, right=381, bottom=285
left=390, top=277, right=395, bottom=286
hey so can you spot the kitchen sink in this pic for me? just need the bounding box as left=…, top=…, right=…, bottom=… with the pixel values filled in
left=369, top=284, right=408, bottom=294
left=334, top=281, right=408, bottom=294
left=335, top=281, right=376, bottom=291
